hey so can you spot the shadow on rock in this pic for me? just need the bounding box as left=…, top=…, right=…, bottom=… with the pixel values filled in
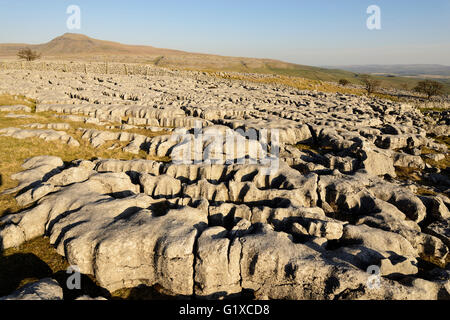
left=0, top=250, right=110, bottom=300
left=0, top=252, right=53, bottom=297
left=111, top=284, right=184, bottom=300
left=53, top=270, right=110, bottom=300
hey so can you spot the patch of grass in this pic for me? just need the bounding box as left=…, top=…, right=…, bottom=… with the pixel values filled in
left=434, top=136, right=450, bottom=149
left=294, top=143, right=317, bottom=152
left=294, top=143, right=333, bottom=156
left=423, top=156, right=450, bottom=171
left=419, top=253, right=448, bottom=270
left=420, top=145, right=450, bottom=171
left=395, top=166, right=423, bottom=183
left=419, top=106, right=449, bottom=113
left=421, top=146, right=440, bottom=155
left=153, top=56, right=164, bottom=66
left=0, top=94, right=36, bottom=112
left=416, top=187, right=438, bottom=197
left=395, top=165, right=449, bottom=198
left=372, top=92, right=401, bottom=102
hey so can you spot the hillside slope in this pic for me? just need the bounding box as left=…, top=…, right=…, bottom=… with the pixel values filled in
left=1, top=33, right=449, bottom=94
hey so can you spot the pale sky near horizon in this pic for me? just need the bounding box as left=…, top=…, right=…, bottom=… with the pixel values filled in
left=0, top=0, right=449, bottom=66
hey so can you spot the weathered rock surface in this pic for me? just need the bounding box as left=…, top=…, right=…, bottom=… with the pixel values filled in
left=0, top=278, right=63, bottom=300
left=0, top=127, right=79, bottom=146
left=1, top=155, right=448, bottom=300
left=0, top=105, right=31, bottom=113
left=1, top=155, right=64, bottom=196
left=23, top=123, right=71, bottom=130
left=0, top=67, right=449, bottom=300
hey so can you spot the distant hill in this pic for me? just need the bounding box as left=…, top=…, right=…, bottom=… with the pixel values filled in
left=322, top=64, right=450, bottom=78
left=0, top=33, right=363, bottom=80
left=0, top=33, right=185, bottom=57
left=0, top=33, right=306, bottom=70
left=1, top=33, right=449, bottom=94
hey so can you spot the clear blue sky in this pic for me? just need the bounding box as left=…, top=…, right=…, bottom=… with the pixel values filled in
left=1, top=0, right=449, bottom=66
